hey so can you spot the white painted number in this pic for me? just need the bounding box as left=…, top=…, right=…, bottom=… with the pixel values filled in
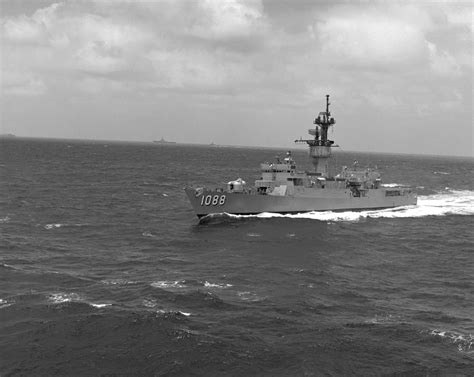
left=200, top=194, right=226, bottom=206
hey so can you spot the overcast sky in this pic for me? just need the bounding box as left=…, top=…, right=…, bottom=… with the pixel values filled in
left=1, top=0, right=472, bottom=156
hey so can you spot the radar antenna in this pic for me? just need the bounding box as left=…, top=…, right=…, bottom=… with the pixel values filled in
left=294, top=95, right=337, bottom=177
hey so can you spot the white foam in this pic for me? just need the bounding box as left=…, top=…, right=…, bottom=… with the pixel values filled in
left=365, top=314, right=401, bottom=324
left=0, top=298, right=13, bottom=309
left=433, top=171, right=450, bottom=175
left=230, top=189, right=474, bottom=222
left=237, top=291, right=266, bottom=302
left=382, top=183, right=406, bottom=188
left=49, top=292, right=81, bottom=303
left=49, top=293, right=111, bottom=309
left=101, top=279, right=137, bottom=286
left=430, top=329, right=473, bottom=352
left=44, top=223, right=62, bottom=230
left=151, top=280, right=186, bottom=289
left=44, top=223, right=90, bottom=230
left=204, top=281, right=233, bottom=288
left=0, top=216, right=10, bottom=223
left=156, top=309, right=191, bottom=317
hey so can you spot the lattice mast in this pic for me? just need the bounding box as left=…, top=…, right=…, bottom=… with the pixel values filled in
left=295, top=95, right=336, bottom=177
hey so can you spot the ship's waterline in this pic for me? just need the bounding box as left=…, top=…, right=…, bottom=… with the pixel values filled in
left=185, top=188, right=416, bottom=218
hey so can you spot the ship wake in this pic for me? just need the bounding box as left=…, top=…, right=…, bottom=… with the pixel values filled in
left=227, top=189, right=474, bottom=222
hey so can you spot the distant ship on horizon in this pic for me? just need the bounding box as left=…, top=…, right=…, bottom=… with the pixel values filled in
left=153, top=137, right=176, bottom=144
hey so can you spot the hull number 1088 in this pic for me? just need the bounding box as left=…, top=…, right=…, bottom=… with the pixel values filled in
left=200, top=194, right=226, bottom=206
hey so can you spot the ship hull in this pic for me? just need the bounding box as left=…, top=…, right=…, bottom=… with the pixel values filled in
left=185, top=187, right=417, bottom=218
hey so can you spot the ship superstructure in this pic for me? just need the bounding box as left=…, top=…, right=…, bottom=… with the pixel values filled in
left=185, top=96, right=417, bottom=218
left=300, top=94, right=336, bottom=176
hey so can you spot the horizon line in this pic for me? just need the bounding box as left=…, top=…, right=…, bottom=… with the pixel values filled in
left=1, top=134, right=472, bottom=159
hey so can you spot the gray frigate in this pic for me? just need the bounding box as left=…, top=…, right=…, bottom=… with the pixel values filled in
left=185, top=96, right=417, bottom=218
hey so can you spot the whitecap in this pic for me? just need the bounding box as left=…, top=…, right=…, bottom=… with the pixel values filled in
left=365, top=313, right=401, bottom=324
left=237, top=291, right=266, bottom=302
left=49, top=292, right=81, bottom=303
left=151, top=280, right=186, bottom=289
left=246, top=233, right=261, bottom=237
left=49, top=292, right=112, bottom=308
left=155, top=309, right=191, bottom=317
left=45, top=223, right=91, bottom=229
left=0, top=298, right=13, bottom=309
left=433, top=171, right=450, bottom=175
left=100, top=279, right=137, bottom=286
left=382, top=183, right=406, bottom=188
left=0, top=216, right=10, bottom=223
left=204, top=281, right=233, bottom=288
left=44, top=223, right=62, bottom=230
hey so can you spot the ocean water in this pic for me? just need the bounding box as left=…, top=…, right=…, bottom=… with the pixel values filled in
left=0, top=138, right=473, bottom=376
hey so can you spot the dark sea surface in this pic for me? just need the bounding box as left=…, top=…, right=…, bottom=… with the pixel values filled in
left=0, top=138, right=473, bottom=376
